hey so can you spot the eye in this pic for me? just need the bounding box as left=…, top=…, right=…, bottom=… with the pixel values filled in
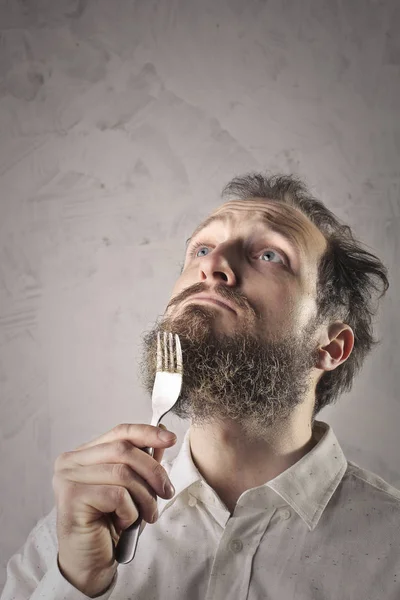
left=259, top=249, right=286, bottom=264
left=188, top=242, right=288, bottom=266
left=188, top=242, right=211, bottom=258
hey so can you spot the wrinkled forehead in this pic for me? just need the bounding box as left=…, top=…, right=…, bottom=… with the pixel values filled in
left=193, top=198, right=327, bottom=257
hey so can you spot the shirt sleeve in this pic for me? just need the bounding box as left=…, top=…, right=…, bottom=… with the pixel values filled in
left=0, top=507, right=118, bottom=600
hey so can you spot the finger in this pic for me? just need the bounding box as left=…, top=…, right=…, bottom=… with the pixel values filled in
left=75, top=423, right=176, bottom=452
left=153, top=424, right=171, bottom=464
left=57, top=481, right=144, bottom=529
left=152, top=445, right=166, bottom=464
left=56, top=465, right=160, bottom=525
left=57, top=441, right=174, bottom=500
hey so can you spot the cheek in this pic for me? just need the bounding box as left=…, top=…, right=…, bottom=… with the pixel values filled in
left=170, top=280, right=182, bottom=298
left=168, top=272, right=192, bottom=307
left=250, top=284, right=294, bottom=330
left=293, top=292, right=317, bottom=331
left=256, top=283, right=314, bottom=332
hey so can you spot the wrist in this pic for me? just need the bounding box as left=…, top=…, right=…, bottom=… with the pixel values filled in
left=57, top=554, right=117, bottom=598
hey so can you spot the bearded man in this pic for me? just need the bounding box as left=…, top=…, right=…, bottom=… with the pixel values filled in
left=3, top=173, right=399, bottom=600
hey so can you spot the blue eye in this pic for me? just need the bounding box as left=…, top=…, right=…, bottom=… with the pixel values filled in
left=189, top=243, right=210, bottom=258
left=188, top=243, right=287, bottom=266
left=260, top=249, right=284, bottom=264
left=196, top=247, right=210, bottom=257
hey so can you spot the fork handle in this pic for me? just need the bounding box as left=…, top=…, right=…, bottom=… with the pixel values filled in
left=115, top=446, right=154, bottom=564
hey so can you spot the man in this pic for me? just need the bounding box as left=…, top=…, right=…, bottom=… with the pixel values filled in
left=2, top=173, right=399, bottom=600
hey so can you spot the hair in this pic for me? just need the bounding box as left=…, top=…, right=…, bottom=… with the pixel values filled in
left=221, top=172, right=389, bottom=419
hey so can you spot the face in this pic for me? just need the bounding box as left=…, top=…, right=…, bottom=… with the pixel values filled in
left=139, top=199, right=328, bottom=438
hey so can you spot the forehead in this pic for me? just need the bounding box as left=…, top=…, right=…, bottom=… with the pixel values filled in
left=190, top=198, right=327, bottom=258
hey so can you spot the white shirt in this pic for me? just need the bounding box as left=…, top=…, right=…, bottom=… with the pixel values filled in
left=2, top=419, right=400, bottom=600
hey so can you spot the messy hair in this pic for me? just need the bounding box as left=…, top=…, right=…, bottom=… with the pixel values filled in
left=221, top=172, right=389, bottom=419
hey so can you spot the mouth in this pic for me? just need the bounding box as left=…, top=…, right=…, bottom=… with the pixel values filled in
left=185, top=295, right=237, bottom=314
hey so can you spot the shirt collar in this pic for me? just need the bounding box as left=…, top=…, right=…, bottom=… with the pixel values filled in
left=158, top=419, right=347, bottom=530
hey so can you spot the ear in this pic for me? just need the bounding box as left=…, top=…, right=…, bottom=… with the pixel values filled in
left=316, top=322, right=354, bottom=371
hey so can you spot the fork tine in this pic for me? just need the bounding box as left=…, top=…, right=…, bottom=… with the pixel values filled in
left=156, top=332, right=162, bottom=371
left=175, top=334, right=183, bottom=374
left=157, top=331, right=183, bottom=373
left=168, top=332, right=174, bottom=371
left=163, top=332, right=168, bottom=370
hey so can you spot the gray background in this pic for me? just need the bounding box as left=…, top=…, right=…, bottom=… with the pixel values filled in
left=0, top=0, right=399, bottom=587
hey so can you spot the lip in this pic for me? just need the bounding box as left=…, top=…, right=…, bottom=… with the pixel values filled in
left=185, top=295, right=237, bottom=314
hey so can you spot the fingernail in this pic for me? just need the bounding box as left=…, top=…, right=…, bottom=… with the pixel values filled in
left=159, top=429, right=176, bottom=442
left=152, top=509, right=159, bottom=523
left=164, top=481, right=175, bottom=498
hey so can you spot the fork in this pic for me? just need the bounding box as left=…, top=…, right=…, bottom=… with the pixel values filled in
left=115, top=331, right=183, bottom=564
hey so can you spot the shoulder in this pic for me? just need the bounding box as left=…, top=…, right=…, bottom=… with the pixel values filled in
left=340, top=461, right=400, bottom=524
left=345, top=461, right=400, bottom=501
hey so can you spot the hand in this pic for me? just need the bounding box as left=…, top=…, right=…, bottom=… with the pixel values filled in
left=52, top=423, right=177, bottom=598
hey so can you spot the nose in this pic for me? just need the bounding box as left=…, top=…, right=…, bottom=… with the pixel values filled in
left=198, top=242, right=238, bottom=286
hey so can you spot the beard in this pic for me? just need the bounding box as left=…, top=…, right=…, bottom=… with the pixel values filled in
left=139, top=284, right=320, bottom=441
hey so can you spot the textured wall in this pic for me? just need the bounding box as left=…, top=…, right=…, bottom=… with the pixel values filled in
left=1, top=0, right=399, bottom=587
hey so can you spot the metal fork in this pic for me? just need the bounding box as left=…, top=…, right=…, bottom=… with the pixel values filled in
left=115, top=332, right=183, bottom=564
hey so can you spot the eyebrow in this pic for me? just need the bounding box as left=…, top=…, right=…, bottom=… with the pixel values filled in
left=185, top=212, right=303, bottom=257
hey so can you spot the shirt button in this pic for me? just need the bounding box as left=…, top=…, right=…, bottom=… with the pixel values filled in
left=280, top=509, right=291, bottom=520
left=229, top=539, right=243, bottom=553
left=188, top=496, right=197, bottom=507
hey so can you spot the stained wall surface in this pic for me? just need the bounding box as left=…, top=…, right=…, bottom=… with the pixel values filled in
left=0, top=0, right=399, bottom=587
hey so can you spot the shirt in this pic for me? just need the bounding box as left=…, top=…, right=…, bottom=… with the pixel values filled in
left=1, top=419, right=400, bottom=600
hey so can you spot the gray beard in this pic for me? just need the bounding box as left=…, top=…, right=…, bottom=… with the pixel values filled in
left=139, top=302, right=319, bottom=441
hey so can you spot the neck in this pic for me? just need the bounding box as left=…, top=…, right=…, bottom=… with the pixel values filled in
left=188, top=409, right=317, bottom=514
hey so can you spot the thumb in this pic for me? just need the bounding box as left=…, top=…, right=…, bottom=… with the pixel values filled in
left=153, top=424, right=176, bottom=463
